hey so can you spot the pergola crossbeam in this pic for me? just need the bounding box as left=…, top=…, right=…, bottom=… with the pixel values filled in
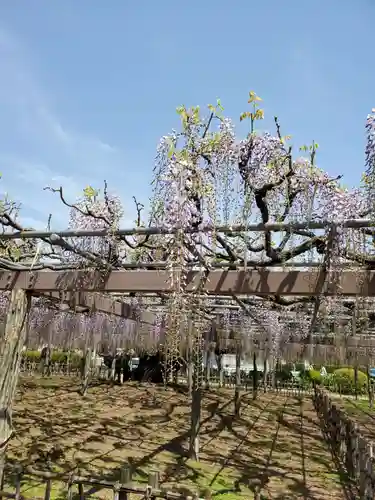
left=0, top=217, right=374, bottom=240
left=33, top=291, right=156, bottom=325
left=0, top=269, right=375, bottom=296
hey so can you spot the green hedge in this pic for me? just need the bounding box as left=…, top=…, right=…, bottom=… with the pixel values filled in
left=308, top=369, right=322, bottom=385
left=22, top=349, right=82, bottom=368
left=22, top=350, right=41, bottom=362
left=333, top=368, right=368, bottom=395
left=275, top=365, right=293, bottom=382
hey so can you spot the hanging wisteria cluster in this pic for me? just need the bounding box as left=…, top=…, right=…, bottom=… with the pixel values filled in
left=365, top=110, right=375, bottom=206
left=0, top=91, right=371, bottom=275
left=151, top=93, right=375, bottom=273
left=67, top=186, right=125, bottom=264
left=0, top=290, right=150, bottom=352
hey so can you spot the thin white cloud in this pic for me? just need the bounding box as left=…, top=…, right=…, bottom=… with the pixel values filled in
left=36, top=106, right=117, bottom=155
left=0, top=26, right=125, bottom=228
left=12, top=159, right=81, bottom=196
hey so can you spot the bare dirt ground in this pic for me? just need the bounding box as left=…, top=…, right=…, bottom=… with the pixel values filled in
left=3, top=376, right=352, bottom=500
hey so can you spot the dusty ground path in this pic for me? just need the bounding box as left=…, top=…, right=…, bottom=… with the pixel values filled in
left=3, top=376, right=351, bottom=499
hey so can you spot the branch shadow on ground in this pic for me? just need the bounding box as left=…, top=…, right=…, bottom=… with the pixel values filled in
left=4, top=379, right=353, bottom=500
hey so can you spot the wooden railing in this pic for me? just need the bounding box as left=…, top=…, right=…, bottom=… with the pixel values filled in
left=313, top=387, right=375, bottom=499
left=178, top=374, right=315, bottom=395
left=1, top=464, right=205, bottom=500
left=22, top=362, right=363, bottom=400
left=19, top=361, right=81, bottom=377
left=19, top=362, right=110, bottom=379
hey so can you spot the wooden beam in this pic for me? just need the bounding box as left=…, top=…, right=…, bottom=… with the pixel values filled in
left=33, top=291, right=156, bottom=326
left=0, top=269, right=374, bottom=296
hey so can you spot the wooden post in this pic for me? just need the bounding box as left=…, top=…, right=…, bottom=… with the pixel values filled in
left=189, top=383, right=202, bottom=461
left=234, top=339, right=241, bottom=417
left=205, top=348, right=211, bottom=390
left=119, top=465, right=132, bottom=500
left=217, top=351, right=224, bottom=388
left=189, top=330, right=203, bottom=461
left=253, top=351, right=258, bottom=400
left=263, top=358, right=268, bottom=393
left=78, top=482, right=84, bottom=500
left=44, top=478, right=52, bottom=500
left=110, top=357, right=116, bottom=382
left=187, top=318, right=193, bottom=398
left=0, top=289, right=30, bottom=488
left=46, top=323, right=52, bottom=377
left=148, top=471, right=159, bottom=499
left=352, top=306, right=359, bottom=401
left=271, top=357, right=278, bottom=390
left=367, top=363, right=374, bottom=409
left=67, top=473, right=74, bottom=500
left=81, top=347, right=92, bottom=397
left=14, top=465, right=22, bottom=500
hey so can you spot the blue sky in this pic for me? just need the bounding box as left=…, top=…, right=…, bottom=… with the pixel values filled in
left=0, top=0, right=373, bottom=230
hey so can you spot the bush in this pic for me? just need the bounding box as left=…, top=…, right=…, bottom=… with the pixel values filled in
left=297, top=377, right=312, bottom=390
left=70, top=354, right=83, bottom=368
left=308, top=369, right=322, bottom=385
left=22, top=349, right=82, bottom=368
left=325, top=365, right=343, bottom=374
left=275, top=365, right=293, bottom=382
left=323, top=373, right=335, bottom=387
left=298, top=368, right=310, bottom=381
left=333, top=368, right=368, bottom=395
left=22, top=350, right=41, bottom=362
left=51, top=351, right=68, bottom=363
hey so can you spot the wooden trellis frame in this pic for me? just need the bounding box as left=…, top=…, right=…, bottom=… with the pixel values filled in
left=34, top=290, right=156, bottom=325
left=0, top=269, right=375, bottom=296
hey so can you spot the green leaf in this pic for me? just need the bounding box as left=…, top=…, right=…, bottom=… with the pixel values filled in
left=216, top=98, right=224, bottom=111
left=83, top=185, right=99, bottom=200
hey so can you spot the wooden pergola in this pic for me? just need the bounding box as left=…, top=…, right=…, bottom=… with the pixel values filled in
left=1, top=220, right=375, bottom=472
left=2, top=218, right=375, bottom=366
left=1, top=218, right=374, bottom=330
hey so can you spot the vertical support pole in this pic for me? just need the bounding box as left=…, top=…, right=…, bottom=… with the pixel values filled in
left=368, top=361, right=374, bottom=409
left=253, top=351, right=258, bottom=400
left=234, top=338, right=241, bottom=417
left=119, top=465, right=132, bottom=500
left=148, top=470, right=159, bottom=499
left=263, top=358, right=268, bottom=393
left=205, top=347, right=211, bottom=390
left=0, top=290, right=30, bottom=488
left=352, top=306, right=359, bottom=401
left=187, top=317, right=193, bottom=398
left=14, top=465, right=22, bottom=500
left=46, top=322, right=52, bottom=377
left=44, top=478, right=52, bottom=500
left=81, top=347, right=92, bottom=397
left=189, top=324, right=203, bottom=461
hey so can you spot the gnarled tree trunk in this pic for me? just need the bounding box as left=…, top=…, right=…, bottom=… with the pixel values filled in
left=0, top=289, right=30, bottom=487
